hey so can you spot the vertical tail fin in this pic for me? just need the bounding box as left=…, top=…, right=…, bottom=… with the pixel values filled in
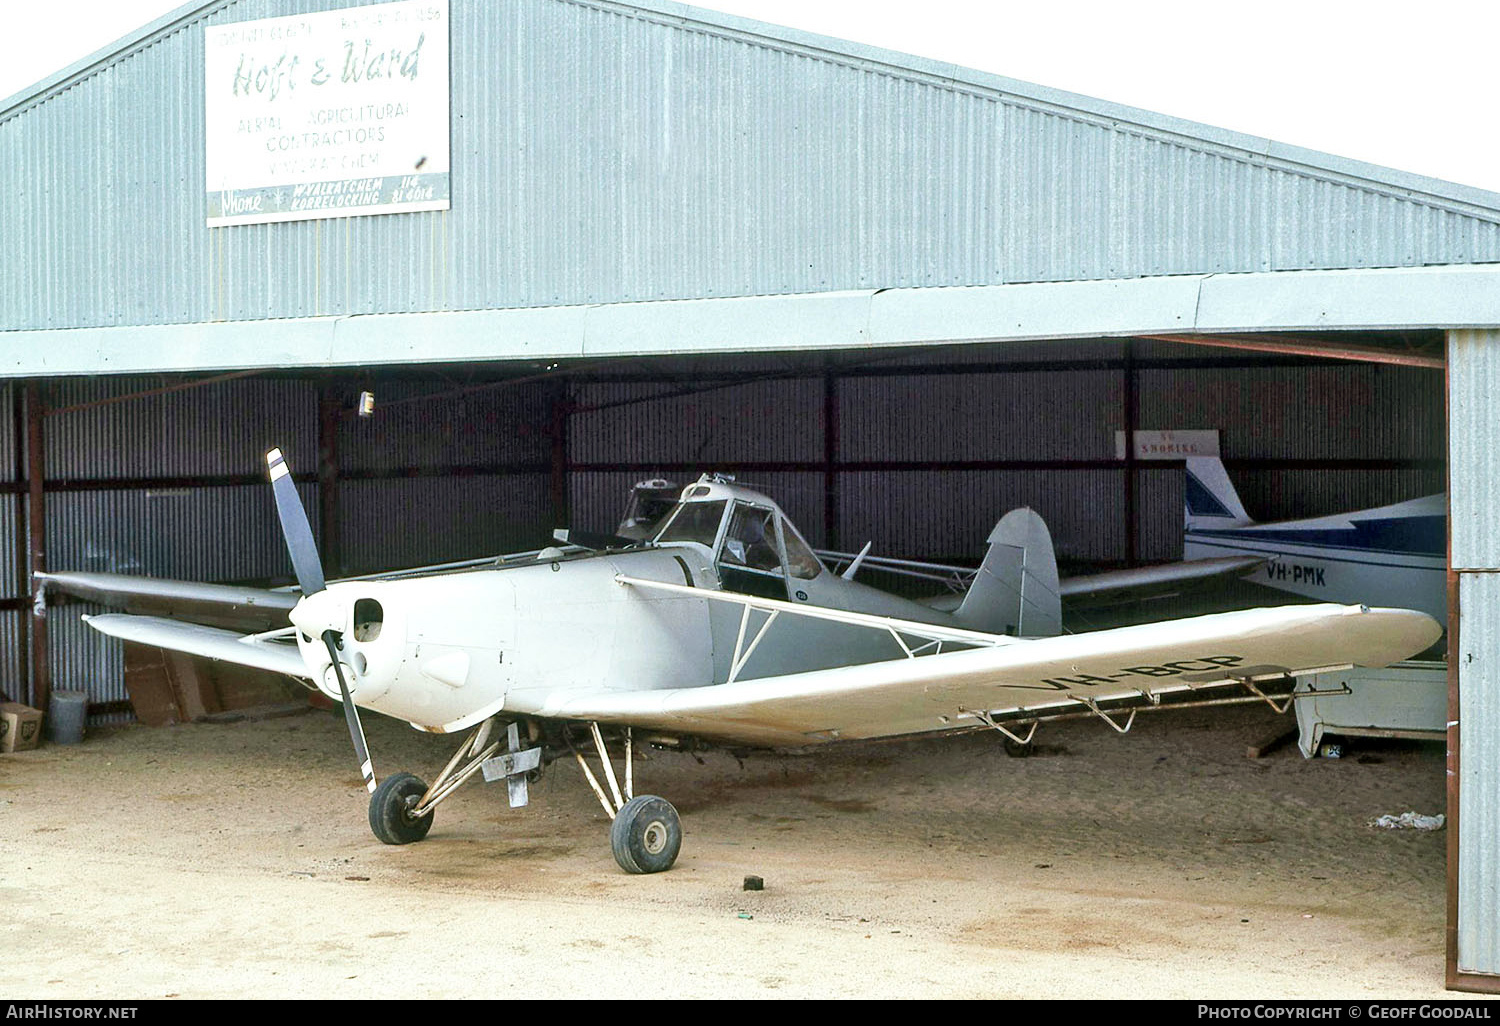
left=954, top=508, right=1061, bottom=638
left=1184, top=457, right=1252, bottom=530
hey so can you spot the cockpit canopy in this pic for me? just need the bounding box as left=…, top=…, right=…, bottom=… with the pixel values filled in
left=616, top=478, right=681, bottom=540
left=651, top=476, right=822, bottom=595
left=654, top=497, right=726, bottom=548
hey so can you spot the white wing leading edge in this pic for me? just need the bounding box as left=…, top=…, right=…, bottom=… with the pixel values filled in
left=83, top=614, right=310, bottom=679
left=511, top=587, right=1440, bottom=747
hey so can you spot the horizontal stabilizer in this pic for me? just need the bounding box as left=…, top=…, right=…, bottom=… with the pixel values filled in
left=1061, top=556, right=1266, bottom=608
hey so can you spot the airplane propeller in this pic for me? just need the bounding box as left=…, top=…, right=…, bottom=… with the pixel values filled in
left=266, top=447, right=377, bottom=795
left=267, top=448, right=325, bottom=595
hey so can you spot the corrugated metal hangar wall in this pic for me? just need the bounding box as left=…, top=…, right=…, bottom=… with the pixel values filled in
left=1448, top=332, right=1500, bottom=984
left=4, top=0, right=1499, bottom=332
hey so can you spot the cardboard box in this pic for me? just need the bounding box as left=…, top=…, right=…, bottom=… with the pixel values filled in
left=0, top=702, right=42, bottom=753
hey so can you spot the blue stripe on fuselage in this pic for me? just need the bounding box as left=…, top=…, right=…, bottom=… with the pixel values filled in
left=1186, top=514, right=1445, bottom=559
left=1184, top=536, right=1443, bottom=572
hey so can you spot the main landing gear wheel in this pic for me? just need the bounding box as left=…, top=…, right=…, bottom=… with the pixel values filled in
left=369, top=771, right=434, bottom=845
left=610, top=795, right=682, bottom=874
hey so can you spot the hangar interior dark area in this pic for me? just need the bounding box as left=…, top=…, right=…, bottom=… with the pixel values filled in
left=3, top=330, right=1447, bottom=722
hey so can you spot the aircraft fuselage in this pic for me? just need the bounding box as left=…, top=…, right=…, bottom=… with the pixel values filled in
left=294, top=543, right=961, bottom=734
left=1183, top=495, right=1447, bottom=625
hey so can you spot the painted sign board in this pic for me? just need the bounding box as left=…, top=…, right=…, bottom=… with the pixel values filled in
left=1113, top=429, right=1221, bottom=460
left=204, top=0, right=450, bottom=227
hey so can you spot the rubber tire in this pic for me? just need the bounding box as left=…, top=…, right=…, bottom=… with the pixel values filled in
left=368, top=772, right=434, bottom=845
left=1003, top=738, right=1034, bottom=759
left=610, top=795, right=682, bottom=874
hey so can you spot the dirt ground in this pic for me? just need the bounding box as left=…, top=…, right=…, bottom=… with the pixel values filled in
left=0, top=698, right=1465, bottom=1000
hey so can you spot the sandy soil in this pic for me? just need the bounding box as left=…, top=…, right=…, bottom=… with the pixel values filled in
left=0, top=699, right=1464, bottom=1000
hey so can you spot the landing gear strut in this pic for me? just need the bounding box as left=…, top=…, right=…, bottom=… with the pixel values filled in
left=361, top=716, right=680, bottom=873
left=572, top=724, right=682, bottom=874
left=366, top=716, right=512, bottom=845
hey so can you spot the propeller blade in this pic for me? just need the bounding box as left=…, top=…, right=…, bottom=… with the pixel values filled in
left=266, top=449, right=374, bottom=793
left=266, top=447, right=326, bottom=595
left=324, top=630, right=377, bottom=794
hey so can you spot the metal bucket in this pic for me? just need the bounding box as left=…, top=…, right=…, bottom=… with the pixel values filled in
left=47, top=690, right=88, bottom=745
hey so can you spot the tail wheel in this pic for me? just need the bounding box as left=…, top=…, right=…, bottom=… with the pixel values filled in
left=369, top=772, right=434, bottom=845
left=610, top=795, right=681, bottom=874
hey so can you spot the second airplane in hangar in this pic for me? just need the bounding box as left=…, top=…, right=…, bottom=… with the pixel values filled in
left=1181, top=456, right=1448, bottom=627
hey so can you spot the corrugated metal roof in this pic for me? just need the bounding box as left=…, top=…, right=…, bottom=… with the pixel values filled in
left=7, top=0, right=1499, bottom=214
left=4, top=0, right=1500, bottom=340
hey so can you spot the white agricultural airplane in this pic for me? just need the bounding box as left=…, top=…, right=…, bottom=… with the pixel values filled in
left=1181, top=456, right=1448, bottom=627
left=47, top=451, right=1440, bottom=874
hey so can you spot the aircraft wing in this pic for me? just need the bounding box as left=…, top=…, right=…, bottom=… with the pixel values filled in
left=82, top=613, right=310, bottom=679
left=1059, top=556, right=1267, bottom=608
left=510, top=601, right=1440, bottom=748
left=37, top=571, right=298, bottom=632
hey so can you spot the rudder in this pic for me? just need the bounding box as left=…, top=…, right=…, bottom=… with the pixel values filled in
left=954, top=508, right=1061, bottom=637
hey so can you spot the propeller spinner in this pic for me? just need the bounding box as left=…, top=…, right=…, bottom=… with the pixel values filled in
left=266, top=447, right=377, bottom=794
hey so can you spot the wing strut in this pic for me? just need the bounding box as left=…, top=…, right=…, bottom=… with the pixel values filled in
left=729, top=607, right=781, bottom=684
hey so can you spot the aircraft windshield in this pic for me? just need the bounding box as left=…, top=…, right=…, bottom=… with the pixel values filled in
left=781, top=522, right=822, bottom=580
left=625, top=493, right=678, bottom=527
left=654, top=501, right=727, bottom=547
